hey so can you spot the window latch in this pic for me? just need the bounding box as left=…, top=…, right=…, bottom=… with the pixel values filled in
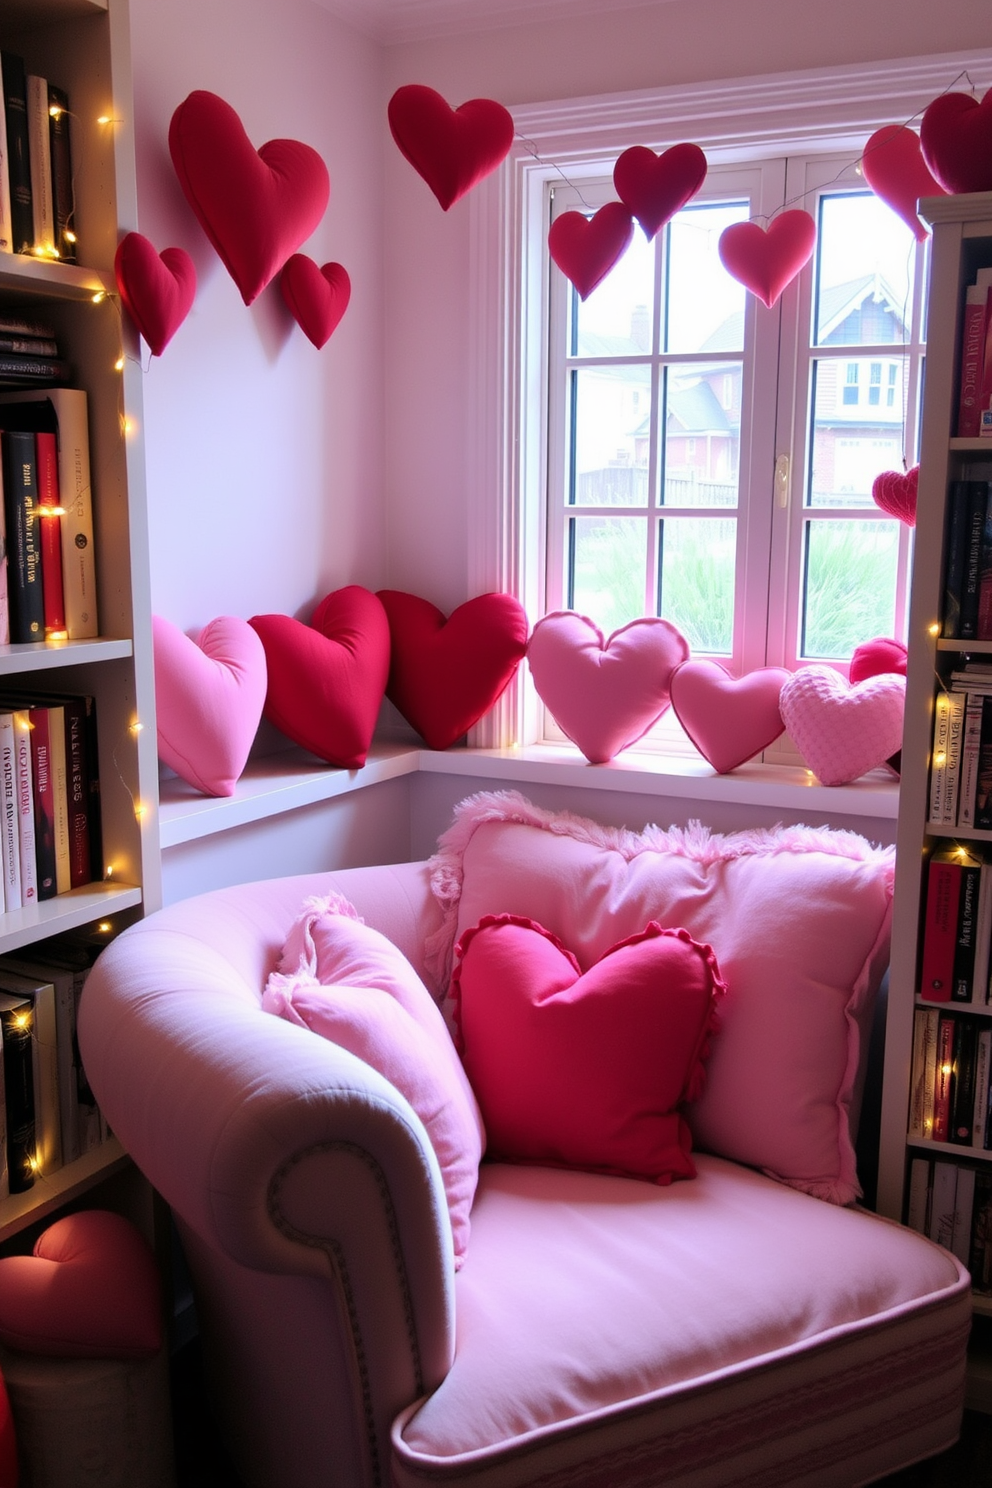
left=774, top=454, right=790, bottom=508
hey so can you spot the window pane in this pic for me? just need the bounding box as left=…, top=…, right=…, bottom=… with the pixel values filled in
left=574, top=226, right=655, bottom=353
left=658, top=517, right=735, bottom=654
left=814, top=192, right=917, bottom=347
left=568, top=515, right=646, bottom=632
left=666, top=201, right=748, bottom=354
left=801, top=519, right=899, bottom=658
left=662, top=363, right=741, bottom=507
left=807, top=358, right=905, bottom=509
left=569, top=366, right=651, bottom=506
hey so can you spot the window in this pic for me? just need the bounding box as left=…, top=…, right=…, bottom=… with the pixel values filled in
left=843, top=364, right=860, bottom=405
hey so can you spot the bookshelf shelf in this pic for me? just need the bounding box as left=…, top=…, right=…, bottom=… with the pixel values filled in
left=0, top=1135, right=126, bottom=1245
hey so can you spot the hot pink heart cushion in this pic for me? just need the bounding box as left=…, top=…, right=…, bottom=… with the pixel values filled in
left=248, top=587, right=390, bottom=768
left=871, top=465, right=918, bottom=526
left=613, top=142, right=707, bottom=240
left=527, top=611, right=689, bottom=763
left=669, top=660, right=790, bottom=773
left=547, top=202, right=635, bottom=300
left=280, top=255, right=351, bottom=348
left=169, top=90, right=330, bottom=305
left=0, top=1210, right=162, bottom=1359
left=921, top=87, right=992, bottom=195
left=849, top=637, right=908, bottom=684
left=377, top=590, right=529, bottom=750
left=451, top=913, right=723, bottom=1183
left=387, top=85, right=515, bottom=211
left=779, top=665, right=906, bottom=786
left=861, top=126, right=945, bottom=241
left=153, top=614, right=267, bottom=796
left=718, top=209, right=817, bottom=308
left=114, top=233, right=196, bottom=355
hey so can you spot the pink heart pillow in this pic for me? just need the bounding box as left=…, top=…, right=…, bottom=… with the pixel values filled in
left=114, top=233, right=196, bottom=355
left=718, top=209, right=817, bottom=308
left=248, top=586, right=390, bottom=768
left=547, top=202, right=634, bottom=300
left=669, top=660, right=790, bottom=773
left=387, top=85, right=515, bottom=211
left=527, top=611, right=689, bottom=763
left=779, top=665, right=906, bottom=786
left=280, top=255, right=351, bottom=348
left=861, top=126, right=945, bottom=241
left=376, top=590, right=529, bottom=750
left=451, top=913, right=724, bottom=1183
left=613, top=142, right=707, bottom=240
left=921, top=87, right=992, bottom=195
left=871, top=466, right=918, bottom=526
left=169, top=90, right=330, bottom=305
left=153, top=614, right=267, bottom=796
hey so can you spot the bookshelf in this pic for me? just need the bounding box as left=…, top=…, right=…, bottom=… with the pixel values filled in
left=0, top=0, right=160, bottom=1240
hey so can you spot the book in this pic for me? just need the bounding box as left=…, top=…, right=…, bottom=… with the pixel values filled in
left=943, top=478, right=971, bottom=638
left=928, top=1159, right=958, bottom=1249
left=952, top=859, right=981, bottom=1002
left=0, top=427, right=43, bottom=642
left=25, top=705, right=57, bottom=900
left=0, top=316, right=57, bottom=340
left=11, top=711, right=36, bottom=906
left=0, top=454, right=8, bottom=647
left=980, top=284, right=992, bottom=438
left=933, top=1015, right=957, bottom=1142
left=0, top=951, right=82, bottom=1164
left=920, top=853, right=969, bottom=1001
left=34, top=428, right=65, bottom=639
left=0, top=337, right=59, bottom=358
left=0, top=49, right=11, bottom=255
left=1, top=55, right=32, bottom=256
left=0, top=968, right=60, bottom=1176
left=951, top=1163, right=977, bottom=1264
left=975, top=698, right=992, bottom=833
left=957, top=480, right=990, bottom=641
left=906, top=1155, right=931, bottom=1233
left=959, top=283, right=988, bottom=438
left=956, top=691, right=986, bottom=827
left=0, top=355, right=71, bottom=387
left=949, top=1017, right=978, bottom=1141
left=909, top=1006, right=939, bottom=1138
left=973, top=862, right=992, bottom=1005
left=0, top=713, right=19, bottom=914
left=0, top=989, right=35, bottom=1192
left=929, top=691, right=966, bottom=825
left=47, top=85, right=74, bottom=264
left=0, top=691, right=96, bottom=889
left=971, top=1170, right=992, bottom=1292
left=47, top=702, right=69, bottom=895
left=975, top=1027, right=992, bottom=1146
left=25, top=76, right=54, bottom=257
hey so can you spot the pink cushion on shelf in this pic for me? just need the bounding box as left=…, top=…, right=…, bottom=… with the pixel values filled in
left=427, top=792, right=894, bottom=1204
left=451, top=914, right=723, bottom=1183
left=265, top=892, right=485, bottom=1266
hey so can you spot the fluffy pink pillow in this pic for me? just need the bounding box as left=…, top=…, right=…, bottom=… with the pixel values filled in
left=451, top=914, right=723, bottom=1183
left=264, top=893, right=485, bottom=1267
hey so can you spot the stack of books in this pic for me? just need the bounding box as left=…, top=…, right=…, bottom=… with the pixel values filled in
left=0, top=51, right=76, bottom=266
left=909, top=1003, right=992, bottom=1146
left=917, top=847, right=992, bottom=1005
left=905, top=1155, right=992, bottom=1293
left=0, top=311, right=69, bottom=391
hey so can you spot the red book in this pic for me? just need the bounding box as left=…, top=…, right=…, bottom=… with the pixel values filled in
left=33, top=429, right=65, bottom=639
left=920, top=855, right=964, bottom=1002
left=27, top=706, right=57, bottom=900
left=979, top=285, right=992, bottom=437
left=933, top=1016, right=957, bottom=1141
left=958, top=284, right=987, bottom=437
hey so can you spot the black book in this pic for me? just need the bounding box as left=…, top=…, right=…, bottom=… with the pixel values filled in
left=0, top=990, right=35, bottom=1193
left=944, top=478, right=970, bottom=638
left=958, top=480, right=991, bottom=641
left=1, top=54, right=32, bottom=255
left=0, top=428, right=44, bottom=643
left=0, top=355, right=71, bottom=387
left=950, top=1017, right=979, bottom=1143
left=47, top=85, right=75, bottom=264
left=974, top=697, right=992, bottom=832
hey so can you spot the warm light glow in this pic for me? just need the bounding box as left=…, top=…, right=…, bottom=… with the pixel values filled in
left=130, top=720, right=144, bottom=734
left=91, top=290, right=106, bottom=304
left=97, top=921, right=112, bottom=934
left=12, top=1013, right=30, bottom=1032
left=64, top=230, right=77, bottom=244
left=934, top=751, right=946, bottom=766
left=121, top=415, right=134, bottom=436
left=39, top=506, right=65, bottom=518
left=114, top=356, right=125, bottom=372
left=105, top=865, right=114, bottom=879
left=45, top=631, right=68, bottom=644
left=27, top=1154, right=40, bottom=1174
left=928, top=622, right=940, bottom=636
left=134, top=803, right=145, bottom=820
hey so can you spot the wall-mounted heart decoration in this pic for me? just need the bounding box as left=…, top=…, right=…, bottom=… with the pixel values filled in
left=114, top=233, right=196, bottom=355
left=169, top=90, right=330, bottom=305
left=921, top=88, right=992, bottom=195
left=717, top=209, right=817, bottom=308
left=861, top=126, right=946, bottom=242
left=152, top=615, right=267, bottom=797
left=871, top=465, right=918, bottom=527
left=376, top=590, right=529, bottom=750
left=527, top=611, right=689, bottom=763
left=548, top=202, right=635, bottom=301
left=779, top=665, right=905, bottom=786
left=388, top=85, right=515, bottom=211
left=280, top=255, right=351, bottom=348
left=248, top=587, right=390, bottom=768
left=669, top=660, right=790, bottom=774
left=613, top=142, right=707, bottom=240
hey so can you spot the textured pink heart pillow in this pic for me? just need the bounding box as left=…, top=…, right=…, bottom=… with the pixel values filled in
left=114, top=233, right=196, bottom=355
left=669, top=660, right=790, bottom=773
left=280, top=254, right=351, bottom=348
left=377, top=590, right=529, bottom=750
left=153, top=614, right=267, bottom=796
left=265, top=892, right=485, bottom=1266
left=248, top=586, right=390, bottom=768
left=0, top=1209, right=162, bottom=1359
left=779, top=665, right=906, bottom=786
left=169, top=90, right=330, bottom=305
left=871, top=466, right=918, bottom=526
left=921, top=87, right=992, bottom=195
left=547, top=202, right=635, bottom=300
left=451, top=913, right=723, bottom=1183
left=388, top=85, right=515, bottom=211
left=861, top=126, right=945, bottom=241
left=718, top=209, right=817, bottom=308
left=613, top=142, right=707, bottom=240
left=527, top=611, right=689, bottom=763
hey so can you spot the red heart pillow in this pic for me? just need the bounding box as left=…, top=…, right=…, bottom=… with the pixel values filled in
left=613, top=142, right=707, bottom=240
left=718, top=210, right=817, bottom=308
left=280, top=254, right=351, bottom=348
left=861, top=126, right=945, bottom=241
left=388, top=85, right=515, bottom=211
left=114, top=233, right=196, bottom=355
left=169, top=90, right=330, bottom=305
left=548, top=202, right=634, bottom=300
left=871, top=465, right=918, bottom=526
left=849, top=637, right=908, bottom=684
left=451, top=914, right=724, bottom=1183
left=377, top=590, right=529, bottom=749
left=921, top=88, right=992, bottom=195
left=248, top=586, right=390, bottom=767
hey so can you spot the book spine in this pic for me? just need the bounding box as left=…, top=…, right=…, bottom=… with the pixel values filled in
left=906, top=1155, right=931, bottom=1233
left=971, top=1171, right=992, bottom=1291
left=62, top=697, right=91, bottom=888
left=959, top=481, right=989, bottom=640
left=0, top=714, right=19, bottom=915
left=959, top=286, right=988, bottom=438
left=83, top=696, right=101, bottom=883
left=24, top=76, right=53, bottom=256
left=0, top=1001, right=34, bottom=1192
left=910, top=1007, right=939, bottom=1137
left=952, top=1164, right=976, bottom=1263
left=981, top=286, right=992, bottom=436
left=0, top=428, right=43, bottom=642
left=13, top=712, right=36, bottom=907
left=952, top=863, right=981, bottom=1002
left=34, top=429, right=65, bottom=639
left=975, top=1028, right=992, bottom=1146
left=46, top=706, right=69, bottom=896
left=941, top=691, right=967, bottom=824
left=0, top=51, right=11, bottom=254
left=72, top=970, right=103, bottom=1152
left=950, top=1018, right=978, bottom=1139
left=0, top=356, right=70, bottom=383
left=47, top=85, right=74, bottom=264
left=1, top=55, right=32, bottom=256
left=928, top=1159, right=958, bottom=1248
left=929, top=693, right=953, bottom=824
left=944, top=479, right=970, bottom=638
left=933, top=1015, right=957, bottom=1142
left=9, top=979, right=60, bottom=1175
left=957, top=691, right=985, bottom=828
left=39, top=391, right=95, bottom=639
left=973, top=861, right=992, bottom=1006
left=975, top=695, right=992, bottom=832
left=920, top=858, right=962, bottom=1002
left=29, top=707, right=56, bottom=900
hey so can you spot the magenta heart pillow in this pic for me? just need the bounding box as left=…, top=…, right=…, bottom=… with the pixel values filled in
left=613, top=142, right=707, bottom=240
left=871, top=466, right=918, bottom=526
left=280, top=255, right=351, bottom=348
left=388, top=85, right=515, bottom=211
left=779, top=665, right=906, bottom=786
left=861, top=125, right=945, bottom=241
left=849, top=637, right=908, bottom=684
left=527, top=611, right=689, bottom=762
left=718, top=209, right=817, bottom=308
left=921, top=87, right=992, bottom=195
left=153, top=614, right=267, bottom=796
left=669, top=660, right=790, bottom=773
left=451, top=913, right=724, bottom=1183
left=547, top=202, right=635, bottom=300
left=114, top=233, right=196, bottom=355
left=169, top=90, right=330, bottom=305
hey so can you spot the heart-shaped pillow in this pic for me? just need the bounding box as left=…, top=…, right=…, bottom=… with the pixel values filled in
left=547, top=202, right=635, bottom=300
left=280, top=255, right=351, bottom=348
left=860, top=125, right=946, bottom=241
left=669, top=660, right=790, bottom=773
left=376, top=590, right=529, bottom=750
left=387, top=84, right=515, bottom=211
left=871, top=465, right=918, bottom=526
left=114, top=233, right=196, bottom=355
left=153, top=614, right=268, bottom=796
left=248, top=587, right=390, bottom=768
left=613, top=142, right=707, bottom=240
left=718, top=209, right=817, bottom=308
left=0, top=1210, right=162, bottom=1359
left=779, top=665, right=906, bottom=786
left=921, top=87, right=992, bottom=195
left=169, top=90, right=330, bottom=305
left=451, top=913, right=724, bottom=1183
left=527, top=611, right=689, bottom=763
left=850, top=637, right=908, bottom=775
